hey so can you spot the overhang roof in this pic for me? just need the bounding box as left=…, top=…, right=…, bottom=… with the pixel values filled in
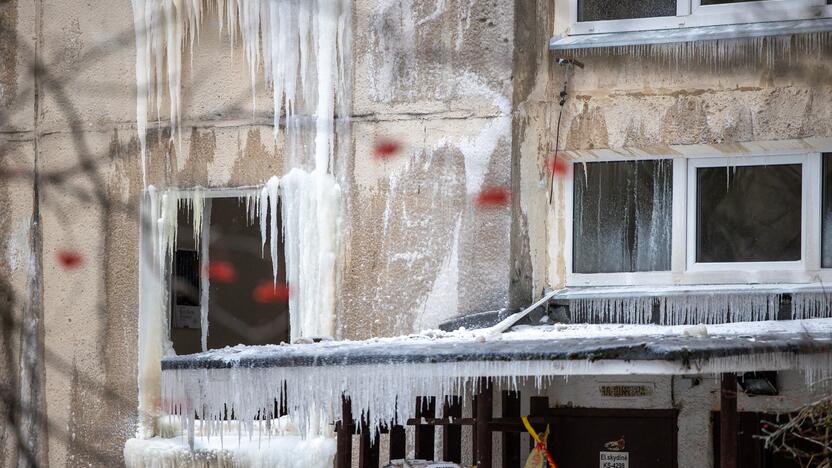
left=162, top=319, right=832, bottom=376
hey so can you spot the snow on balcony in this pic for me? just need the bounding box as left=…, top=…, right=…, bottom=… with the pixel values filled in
left=159, top=318, right=832, bottom=441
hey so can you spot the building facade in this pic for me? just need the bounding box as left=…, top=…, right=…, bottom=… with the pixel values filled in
left=0, top=0, right=830, bottom=466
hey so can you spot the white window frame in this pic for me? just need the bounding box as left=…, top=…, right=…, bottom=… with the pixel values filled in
left=565, top=152, right=831, bottom=288
left=569, top=0, right=831, bottom=35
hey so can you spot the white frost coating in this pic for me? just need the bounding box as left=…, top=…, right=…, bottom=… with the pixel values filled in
left=124, top=434, right=336, bottom=468
left=199, top=198, right=212, bottom=353
left=138, top=186, right=171, bottom=438
left=413, top=216, right=461, bottom=332
left=281, top=169, right=341, bottom=340
left=128, top=0, right=352, bottom=183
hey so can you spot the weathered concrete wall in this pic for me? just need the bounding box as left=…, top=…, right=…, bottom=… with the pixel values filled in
left=0, top=0, right=514, bottom=464
left=342, top=0, right=514, bottom=339
left=511, top=0, right=832, bottom=292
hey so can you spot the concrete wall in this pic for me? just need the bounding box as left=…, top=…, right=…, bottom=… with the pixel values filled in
left=511, top=0, right=832, bottom=292
left=0, top=0, right=513, bottom=464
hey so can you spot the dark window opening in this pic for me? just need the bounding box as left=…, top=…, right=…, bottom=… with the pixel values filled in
left=823, top=154, right=832, bottom=268
left=170, top=197, right=289, bottom=355
left=578, top=0, right=677, bottom=22
left=696, top=164, right=802, bottom=263
left=573, top=159, right=673, bottom=273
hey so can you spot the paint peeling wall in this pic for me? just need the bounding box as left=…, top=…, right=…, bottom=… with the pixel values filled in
left=0, top=0, right=513, bottom=463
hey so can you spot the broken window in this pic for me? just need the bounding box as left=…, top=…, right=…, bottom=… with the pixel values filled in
left=695, top=164, right=802, bottom=263
left=170, top=197, right=289, bottom=355
left=823, top=154, right=832, bottom=268
left=572, top=159, right=673, bottom=273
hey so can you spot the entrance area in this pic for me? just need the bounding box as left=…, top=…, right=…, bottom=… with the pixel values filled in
left=545, top=408, right=678, bottom=468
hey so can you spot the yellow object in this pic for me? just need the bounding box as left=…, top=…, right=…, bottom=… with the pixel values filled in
left=521, top=416, right=557, bottom=468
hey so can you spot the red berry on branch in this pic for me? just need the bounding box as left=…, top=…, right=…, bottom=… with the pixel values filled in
left=475, top=187, right=511, bottom=208
left=205, top=260, right=237, bottom=283
left=253, top=281, right=291, bottom=304
left=545, top=155, right=570, bottom=176
left=373, top=138, right=402, bottom=159
left=57, top=250, right=83, bottom=269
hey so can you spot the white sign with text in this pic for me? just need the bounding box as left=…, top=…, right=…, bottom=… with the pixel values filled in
left=600, top=451, right=629, bottom=468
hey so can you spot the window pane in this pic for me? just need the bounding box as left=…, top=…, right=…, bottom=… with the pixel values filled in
left=573, top=160, right=673, bottom=273
left=823, top=154, right=832, bottom=268
left=696, top=164, right=802, bottom=263
left=701, top=0, right=762, bottom=4
left=578, top=0, right=676, bottom=22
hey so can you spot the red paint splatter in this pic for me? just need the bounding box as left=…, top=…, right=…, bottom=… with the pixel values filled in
left=475, top=187, right=511, bottom=208
left=373, top=138, right=402, bottom=159
left=205, top=260, right=237, bottom=283
left=57, top=250, right=83, bottom=269
left=545, top=154, right=571, bottom=176
left=253, top=281, right=291, bottom=304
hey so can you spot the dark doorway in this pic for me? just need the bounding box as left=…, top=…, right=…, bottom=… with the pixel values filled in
left=544, top=408, right=678, bottom=468
left=712, top=412, right=801, bottom=468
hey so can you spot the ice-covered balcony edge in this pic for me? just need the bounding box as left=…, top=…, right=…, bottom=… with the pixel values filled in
left=159, top=312, right=832, bottom=440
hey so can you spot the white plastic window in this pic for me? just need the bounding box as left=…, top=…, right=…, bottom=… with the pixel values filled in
left=569, top=0, right=831, bottom=35
left=566, top=153, right=829, bottom=287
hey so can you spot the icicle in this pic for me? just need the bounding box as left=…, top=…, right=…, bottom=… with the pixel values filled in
left=258, top=183, right=270, bottom=257
left=568, top=293, right=783, bottom=325
left=191, top=187, right=204, bottom=248
left=129, top=0, right=353, bottom=184
left=160, top=348, right=832, bottom=445
left=281, top=169, right=341, bottom=340
left=791, top=292, right=832, bottom=319
left=267, top=177, right=280, bottom=282
left=199, top=198, right=212, bottom=353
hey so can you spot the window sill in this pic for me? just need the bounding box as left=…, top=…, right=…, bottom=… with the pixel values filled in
left=553, top=282, right=829, bottom=300
left=549, top=18, right=832, bottom=51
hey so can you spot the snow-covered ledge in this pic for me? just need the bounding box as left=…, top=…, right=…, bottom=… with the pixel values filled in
left=549, top=18, right=832, bottom=50
left=158, top=319, right=832, bottom=440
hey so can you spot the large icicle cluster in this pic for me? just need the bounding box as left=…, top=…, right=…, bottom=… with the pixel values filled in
left=129, top=0, right=352, bottom=183
left=137, top=173, right=341, bottom=438
left=569, top=293, right=832, bottom=325
left=161, top=352, right=832, bottom=444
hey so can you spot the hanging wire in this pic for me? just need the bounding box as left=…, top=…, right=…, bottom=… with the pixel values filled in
left=548, top=59, right=577, bottom=205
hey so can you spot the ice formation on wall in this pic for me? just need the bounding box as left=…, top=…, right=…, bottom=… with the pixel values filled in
left=138, top=173, right=341, bottom=437
left=129, top=0, right=352, bottom=183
